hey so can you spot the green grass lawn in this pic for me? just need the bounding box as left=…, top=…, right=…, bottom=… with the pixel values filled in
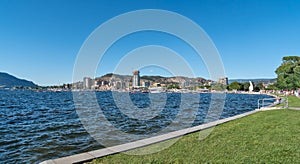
left=88, top=109, right=300, bottom=163
left=275, top=95, right=300, bottom=108
left=286, top=95, right=300, bottom=107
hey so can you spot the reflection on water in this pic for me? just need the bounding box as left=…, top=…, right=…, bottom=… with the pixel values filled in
left=0, top=90, right=273, bottom=163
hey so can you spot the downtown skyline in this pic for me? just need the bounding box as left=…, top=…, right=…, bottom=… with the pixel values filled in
left=1, top=0, right=300, bottom=85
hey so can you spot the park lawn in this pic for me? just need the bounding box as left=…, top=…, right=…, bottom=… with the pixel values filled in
left=287, top=95, right=300, bottom=107
left=88, top=109, right=300, bottom=164
left=275, top=95, right=300, bottom=108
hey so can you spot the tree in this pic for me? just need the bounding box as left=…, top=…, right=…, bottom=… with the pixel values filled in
left=282, top=56, right=300, bottom=63
left=256, top=82, right=264, bottom=90
left=242, top=82, right=250, bottom=91
left=265, top=84, right=278, bottom=90
left=253, top=83, right=264, bottom=92
left=211, top=83, right=226, bottom=91
left=167, top=84, right=180, bottom=89
left=228, top=81, right=241, bottom=90
left=275, top=56, right=300, bottom=90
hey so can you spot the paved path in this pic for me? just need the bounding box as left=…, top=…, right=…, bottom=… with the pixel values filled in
left=287, top=107, right=300, bottom=110
left=258, top=106, right=300, bottom=111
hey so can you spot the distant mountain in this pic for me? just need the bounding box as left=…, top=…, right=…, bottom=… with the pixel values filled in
left=228, top=78, right=276, bottom=84
left=95, top=73, right=210, bottom=85
left=0, top=72, right=37, bottom=88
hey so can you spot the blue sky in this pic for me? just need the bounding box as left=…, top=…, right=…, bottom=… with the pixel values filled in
left=0, top=0, right=300, bottom=85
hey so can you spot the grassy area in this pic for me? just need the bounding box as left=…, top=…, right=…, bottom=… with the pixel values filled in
left=88, top=109, right=300, bottom=163
left=275, top=95, right=300, bottom=108
left=286, top=95, right=300, bottom=107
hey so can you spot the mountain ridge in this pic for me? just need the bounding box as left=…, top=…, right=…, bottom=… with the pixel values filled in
left=0, top=72, right=37, bottom=88
left=228, top=78, right=276, bottom=84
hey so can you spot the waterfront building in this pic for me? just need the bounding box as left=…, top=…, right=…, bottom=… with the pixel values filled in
left=152, top=82, right=161, bottom=87
left=83, top=77, right=93, bottom=89
left=218, top=77, right=228, bottom=86
left=95, top=80, right=102, bottom=86
left=132, top=70, right=140, bottom=87
left=115, top=81, right=122, bottom=89
left=109, top=78, right=115, bottom=87
left=180, top=80, right=190, bottom=87
left=142, top=81, right=150, bottom=87
left=72, top=82, right=83, bottom=89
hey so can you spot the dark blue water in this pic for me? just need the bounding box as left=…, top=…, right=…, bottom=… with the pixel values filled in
left=0, top=90, right=274, bottom=164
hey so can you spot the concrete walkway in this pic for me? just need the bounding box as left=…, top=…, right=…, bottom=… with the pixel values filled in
left=40, top=110, right=258, bottom=164
left=287, top=106, right=300, bottom=110
left=258, top=106, right=300, bottom=111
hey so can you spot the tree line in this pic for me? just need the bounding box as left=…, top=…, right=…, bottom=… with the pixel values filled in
left=275, top=56, right=300, bottom=90
left=227, top=81, right=265, bottom=92
left=227, top=56, right=300, bottom=91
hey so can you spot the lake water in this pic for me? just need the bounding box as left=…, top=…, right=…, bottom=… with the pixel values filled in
left=0, top=90, right=274, bottom=164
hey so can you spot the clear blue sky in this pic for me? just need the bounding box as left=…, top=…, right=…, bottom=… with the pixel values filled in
left=0, top=0, right=299, bottom=86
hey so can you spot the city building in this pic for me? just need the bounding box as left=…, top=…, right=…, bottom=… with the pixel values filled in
left=115, top=81, right=122, bottom=89
left=142, top=81, right=150, bottom=87
left=95, top=80, right=102, bottom=86
left=132, top=70, right=140, bottom=87
left=218, top=77, right=228, bottom=86
left=180, top=80, right=190, bottom=87
left=83, top=77, right=93, bottom=89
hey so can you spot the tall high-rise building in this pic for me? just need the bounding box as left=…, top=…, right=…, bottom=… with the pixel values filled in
left=83, top=77, right=93, bottom=89
left=132, top=70, right=140, bottom=87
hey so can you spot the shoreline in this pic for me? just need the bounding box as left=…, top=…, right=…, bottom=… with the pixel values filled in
left=0, top=90, right=271, bottom=164
left=40, top=98, right=278, bottom=164
left=41, top=111, right=258, bottom=164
